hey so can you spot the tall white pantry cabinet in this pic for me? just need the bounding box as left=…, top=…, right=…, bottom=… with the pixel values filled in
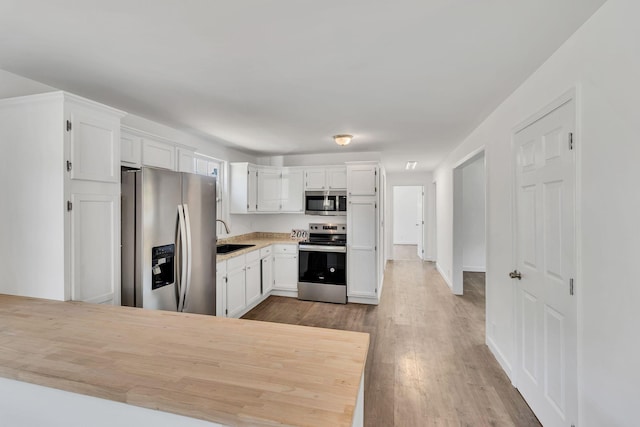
left=0, top=92, right=125, bottom=304
left=346, top=161, right=384, bottom=305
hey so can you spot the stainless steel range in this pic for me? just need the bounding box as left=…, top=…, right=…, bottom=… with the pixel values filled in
left=298, top=223, right=347, bottom=304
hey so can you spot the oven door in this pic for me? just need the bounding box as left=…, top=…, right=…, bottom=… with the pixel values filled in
left=298, top=244, right=347, bottom=285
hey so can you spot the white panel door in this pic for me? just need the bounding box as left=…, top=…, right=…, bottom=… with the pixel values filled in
left=347, top=199, right=377, bottom=298
left=68, top=108, right=119, bottom=183
left=514, top=99, right=576, bottom=427
left=347, top=165, right=377, bottom=197
left=281, top=169, right=304, bottom=212
left=257, top=168, right=282, bottom=212
left=70, top=193, right=119, bottom=304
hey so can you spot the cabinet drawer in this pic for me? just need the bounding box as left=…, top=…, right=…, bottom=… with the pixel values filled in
left=226, top=255, right=246, bottom=271
left=273, top=244, right=297, bottom=254
left=260, top=246, right=272, bottom=258
left=245, top=249, right=260, bottom=263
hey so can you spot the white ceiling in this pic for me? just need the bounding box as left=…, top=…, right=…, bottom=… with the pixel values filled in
left=0, top=0, right=606, bottom=172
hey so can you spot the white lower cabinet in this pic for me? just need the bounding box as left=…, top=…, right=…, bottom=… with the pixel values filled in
left=273, top=244, right=298, bottom=295
left=245, top=251, right=261, bottom=307
left=226, top=256, right=247, bottom=319
left=219, top=246, right=276, bottom=318
left=216, top=261, right=227, bottom=317
left=261, top=246, right=274, bottom=295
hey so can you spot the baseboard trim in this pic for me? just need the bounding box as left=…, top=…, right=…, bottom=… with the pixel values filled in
left=348, top=296, right=379, bottom=305
left=487, top=336, right=514, bottom=385
left=270, top=289, right=298, bottom=298
left=463, top=266, right=486, bottom=273
left=435, top=262, right=453, bottom=290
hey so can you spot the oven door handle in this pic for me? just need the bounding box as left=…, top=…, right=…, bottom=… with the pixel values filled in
left=298, top=244, right=347, bottom=253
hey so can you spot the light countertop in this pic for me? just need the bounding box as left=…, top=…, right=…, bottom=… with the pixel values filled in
left=0, top=294, right=369, bottom=426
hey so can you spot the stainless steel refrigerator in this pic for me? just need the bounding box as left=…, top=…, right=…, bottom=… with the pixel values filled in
left=121, top=167, right=217, bottom=315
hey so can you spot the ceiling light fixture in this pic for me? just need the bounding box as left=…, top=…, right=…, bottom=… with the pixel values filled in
left=333, top=134, right=353, bottom=146
left=405, top=161, right=418, bottom=170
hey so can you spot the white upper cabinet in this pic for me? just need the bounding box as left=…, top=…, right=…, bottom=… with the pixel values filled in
left=141, top=137, right=176, bottom=170
left=177, top=148, right=195, bottom=173
left=68, top=104, right=120, bottom=183
left=305, top=168, right=327, bottom=190
left=305, top=166, right=347, bottom=191
left=230, top=163, right=258, bottom=213
left=120, top=131, right=141, bottom=168
left=347, top=164, right=377, bottom=196
left=257, top=168, right=282, bottom=212
left=230, top=163, right=303, bottom=213
left=281, top=169, right=304, bottom=212
left=327, top=167, right=347, bottom=190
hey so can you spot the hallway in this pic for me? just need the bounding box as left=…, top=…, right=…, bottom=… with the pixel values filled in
left=243, top=260, right=540, bottom=426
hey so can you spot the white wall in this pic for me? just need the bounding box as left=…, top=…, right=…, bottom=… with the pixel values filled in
left=433, top=0, right=639, bottom=424
left=392, top=186, right=421, bottom=245
left=461, top=155, right=485, bottom=271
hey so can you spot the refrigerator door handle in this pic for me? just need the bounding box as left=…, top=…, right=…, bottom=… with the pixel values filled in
left=182, top=203, right=193, bottom=312
left=177, top=204, right=188, bottom=312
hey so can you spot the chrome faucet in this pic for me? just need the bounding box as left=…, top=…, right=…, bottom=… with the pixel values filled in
left=216, top=219, right=230, bottom=234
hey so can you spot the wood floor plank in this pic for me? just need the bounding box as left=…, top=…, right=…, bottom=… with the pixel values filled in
left=243, top=262, right=541, bottom=426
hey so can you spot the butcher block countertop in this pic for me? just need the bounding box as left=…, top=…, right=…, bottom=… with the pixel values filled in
left=0, top=294, right=369, bottom=426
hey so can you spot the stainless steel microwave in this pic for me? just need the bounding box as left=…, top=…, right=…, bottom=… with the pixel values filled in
left=305, top=191, right=347, bottom=216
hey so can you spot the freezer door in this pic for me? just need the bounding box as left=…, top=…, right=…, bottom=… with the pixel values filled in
left=139, top=168, right=182, bottom=311
left=181, top=173, right=217, bottom=315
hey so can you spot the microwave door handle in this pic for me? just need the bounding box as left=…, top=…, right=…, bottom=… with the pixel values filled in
left=182, top=204, right=193, bottom=312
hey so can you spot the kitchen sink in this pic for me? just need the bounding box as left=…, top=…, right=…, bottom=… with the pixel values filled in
left=216, top=243, right=255, bottom=255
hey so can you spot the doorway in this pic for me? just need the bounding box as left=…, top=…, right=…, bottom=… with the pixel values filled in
left=452, top=150, right=486, bottom=295
left=392, top=186, right=424, bottom=261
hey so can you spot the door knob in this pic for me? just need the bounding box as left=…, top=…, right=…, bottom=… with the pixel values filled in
left=509, top=270, right=522, bottom=280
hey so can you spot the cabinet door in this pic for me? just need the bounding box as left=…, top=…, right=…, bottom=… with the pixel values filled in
left=281, top=169, right=304, bottom=212
left=70, top=193, right=119, bottom=304
left=274, top=254, right=298, bottom=291
left=121, top=131, right=141, bottom=167
left=257, top=169, right=282, bottom=212
left=68, top=107, right=120, bottom=183
left=247, top=165, right=258, bottom=212
left=216, top=262, right=227, bottom=317
left=305, top=169, right=326, bottom=190
left=226, top=267, right=246, bottom=318
left=347, top=164, right=377, bottom=196
left=327, top=167, right=347, bottom=190
left=142, top=138, right=176, bottom=170
left=245, top=259, right=261, bottom=306
left=177, top=148, right=195, bottom=173
left=261, top=256, right=274, bottom=294
left=347, top=198, right=377, bottom=298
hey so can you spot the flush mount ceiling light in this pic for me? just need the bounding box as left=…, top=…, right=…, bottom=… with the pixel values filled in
left=333, top=134, right=353, bottom=146
left=405, top=161, right=418, bottom=170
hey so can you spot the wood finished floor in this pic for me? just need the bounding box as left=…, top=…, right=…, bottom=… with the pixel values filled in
left=243, top=261, right=540, bottom=426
